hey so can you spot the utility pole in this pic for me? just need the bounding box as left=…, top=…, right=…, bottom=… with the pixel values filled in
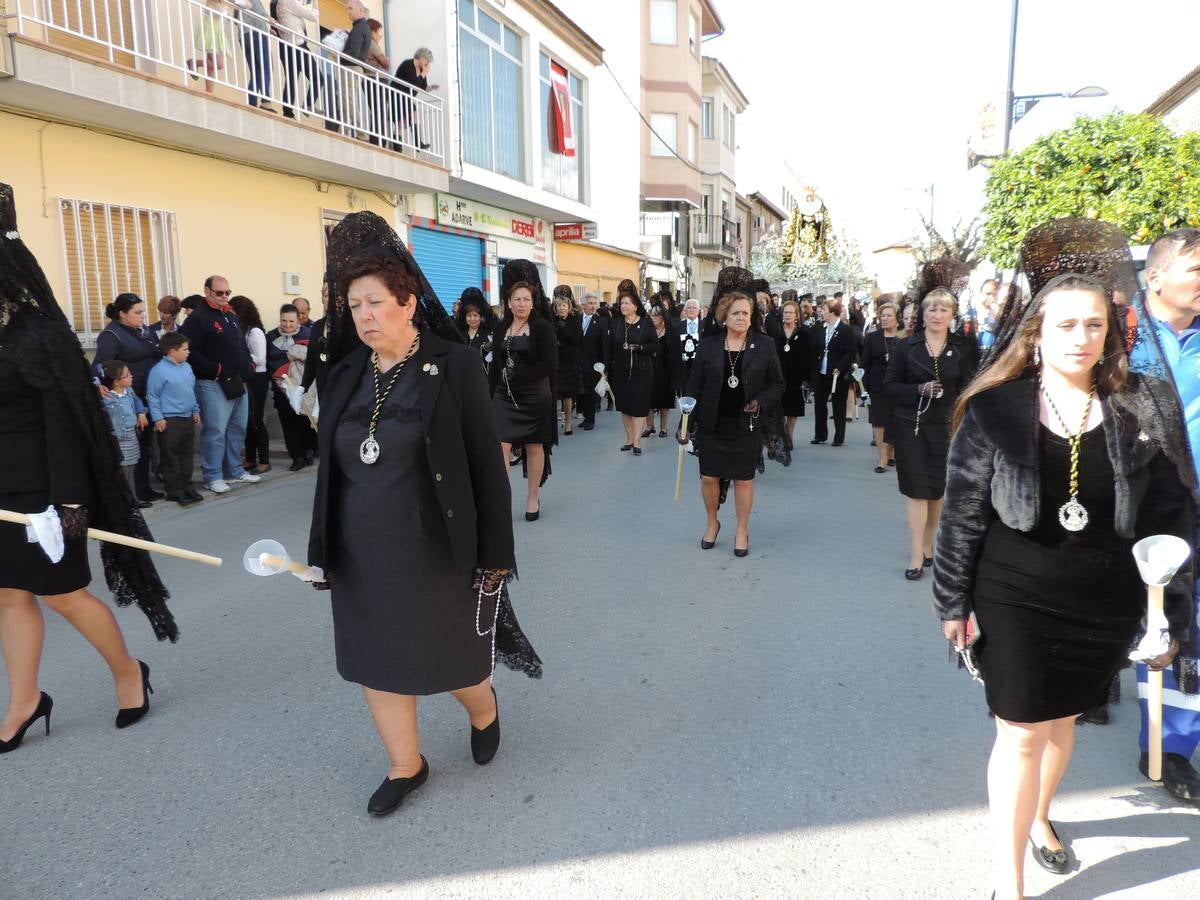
left=1002, top=0, right=1020, bottom=154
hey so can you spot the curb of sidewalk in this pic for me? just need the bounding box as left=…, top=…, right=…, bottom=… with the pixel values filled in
left=141, top=460, right=318, bottom=527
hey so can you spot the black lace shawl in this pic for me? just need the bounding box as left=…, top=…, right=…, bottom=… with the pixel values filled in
left=0, top=184, right=177, bottom=641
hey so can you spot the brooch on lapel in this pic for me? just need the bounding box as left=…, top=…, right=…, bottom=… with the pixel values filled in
left=946, top=350, right=953, bottom=357
left=425, top=364, right=439, bottom=376
left=1138, top=431, right=1150, bottom=442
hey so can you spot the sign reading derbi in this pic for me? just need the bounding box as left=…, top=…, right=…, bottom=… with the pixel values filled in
left=436, top=194, right=543, bottom=244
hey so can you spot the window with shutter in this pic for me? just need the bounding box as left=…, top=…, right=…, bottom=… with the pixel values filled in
left=59, top=198, right=179, bottom=346
left=42, top=0, right=136, bottom=68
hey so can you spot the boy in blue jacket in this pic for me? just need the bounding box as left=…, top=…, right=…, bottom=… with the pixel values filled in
left=146, top=333, right=203, bottom=506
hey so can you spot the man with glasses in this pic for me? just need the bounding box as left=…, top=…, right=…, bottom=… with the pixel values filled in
left=180, top=275, right=261, bottom=494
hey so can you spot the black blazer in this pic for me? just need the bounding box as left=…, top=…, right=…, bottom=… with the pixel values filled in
left=860, top=329, right=900, bottom=398
left=308, top=331, right=515, bottom=577
left=487, top=317, right=558, bottom=395
left=775, top=323, right=815, bottom=386
left=606, top=316, right=660, bottom=374
left=686, top=334, right=784, bottom=433
left=580, top=312, right=609, bottom=376
left=934, top=375, right=1195, bottom=645
left=884, top=330, right=978, bottom=426
left=812, top=321, right=857, bottom=380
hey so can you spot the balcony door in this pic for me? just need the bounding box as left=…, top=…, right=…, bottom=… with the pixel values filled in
left=42, top=0, right=137, bottom=68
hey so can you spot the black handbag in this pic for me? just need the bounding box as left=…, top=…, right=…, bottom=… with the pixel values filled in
left=217, top=372, right=245, bottom=400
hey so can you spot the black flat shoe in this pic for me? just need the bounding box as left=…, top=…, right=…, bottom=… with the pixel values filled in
left=471, top=687, right=500, bottom=765
left=888, top=459, right=896, bottom=466
left=632, top=447, right=642, bottom=456
left=874, top=466, right=887, bottom=473
left=810, top=439, right=826, bottom=445
left=1029, top=821, right=1071, bottom=874
left=905, top=568, right=923, bottom=581
left=641, top=427, right=654, bottom=438
left=367, top=755, right=429, bottom=817
left=184, top=489, right=204, bottom=502
left=620, top=444, right=633, bottom=452
left=563, top=429, right=573, bottom=436
left=923, top=556, right=933, bottom=568
left=658, top=430, right=668, bottom=438
left=831, top=441, right=844, bottom=447
left=115, top=660, right=153, bottom=729
left=0, top=692, right=53, bottom=753
left=701, top=522, right=721, bottom=550
left=525, top=506, right=540, bottom=522
left=289, top=459, right=306, bottom=472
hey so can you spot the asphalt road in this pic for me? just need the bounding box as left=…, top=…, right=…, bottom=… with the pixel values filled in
left=2, top=408, right=1198, bottom=899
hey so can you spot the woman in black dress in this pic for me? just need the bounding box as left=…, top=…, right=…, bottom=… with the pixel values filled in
left=0, top=184, right=175, bottom=753
left=775, top=298, right=814, bottom=440
left=607, top=278, right=659, bottom=455
left=885, top=285, right=978, bottom=580
left=861, top=300, right=900, bottom=473
left=489, top=260, right=557, bottom=520
left=935, top=267, right=1189, bottom=900
left=309, top=212, right=540, bottom=817
left=551, top=295, right=583, bottom=437
left=644, top=305, right=675, bottom=439
left=680, top=279, right=783, bottom=558
left=93, top=293, right=163, bottom=503
left=454, top=287, right=495, bottom=367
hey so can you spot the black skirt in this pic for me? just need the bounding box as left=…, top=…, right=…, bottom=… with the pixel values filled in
left=781, top=380, right=806, bottom=417
left=697, top=416, right=760, bottom=481
left=892, top=418, right=948, bottom=500
left=0, top=490, right=90, bottom=595
left=494, top=375, right=555, bottom=445
left=867, top=392, right=894, bottom=428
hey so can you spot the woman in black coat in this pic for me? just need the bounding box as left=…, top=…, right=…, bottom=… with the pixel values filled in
left=1, top=185, right=174, bottom=753
left=644, top=305, right=676, bottom=439
left=551, top=295, right=584, bottom=436
left=488, top=261, right=557, bottom=519
left=934, top=273, right=1189, bottom=899
left=606, top=278, right=659, bottom=455
left=309, top=221, right=540, bottom=817
left=775, top=298, right=815, bottom=440
left=885, top=288, right=978, bottom=579
left=680, top=290, right=783, bottom=558
left=93, top=293, right=162, bottom=503
left=861, top=300, right=901, bottom=472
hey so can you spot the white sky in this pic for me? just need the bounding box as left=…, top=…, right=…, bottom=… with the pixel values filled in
left=706, top=0, right=1200, bottom=253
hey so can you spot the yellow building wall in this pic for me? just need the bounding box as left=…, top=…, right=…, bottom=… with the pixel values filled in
left=0, top=110, right=398, bottom=331
left=553, top=242, right=640, bottom=303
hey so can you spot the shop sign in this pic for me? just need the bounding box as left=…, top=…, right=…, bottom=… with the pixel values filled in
left=553, top=222, right=598, bottom=241
left=436, top=194, right=543, bottom=244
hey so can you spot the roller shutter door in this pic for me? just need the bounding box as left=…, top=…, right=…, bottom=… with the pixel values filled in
left=410, top=227, right=484, bottom=311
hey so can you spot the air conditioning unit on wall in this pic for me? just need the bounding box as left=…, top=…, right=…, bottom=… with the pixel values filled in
left=283, top=272, right=302, bottom=295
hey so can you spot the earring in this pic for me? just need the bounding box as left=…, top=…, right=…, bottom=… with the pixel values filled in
left=1096, top=352, right=1106, bottom=366
left=1033, top=345, right=1041, bottom=367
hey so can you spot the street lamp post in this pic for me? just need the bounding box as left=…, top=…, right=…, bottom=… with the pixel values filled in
left=1000, top=0, right=1108, bottom=154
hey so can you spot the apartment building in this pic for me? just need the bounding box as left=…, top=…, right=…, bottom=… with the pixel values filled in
left=746, top=191, right=787, bottom=251
left=638, top=0, right=723, bottom=299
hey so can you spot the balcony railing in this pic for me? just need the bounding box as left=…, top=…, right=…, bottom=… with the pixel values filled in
left=691, top=213, right=738, bottom=255
left=6, top=0, right=445, bottom=165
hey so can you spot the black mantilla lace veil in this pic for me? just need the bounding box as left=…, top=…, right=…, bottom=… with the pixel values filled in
left=321, top=212, right=541, bottom=679
left=0, top=184, right=177, bottom=641
left=985, top=217, right=1197, bottom=691
left=914, top=257, right=970, bottom=332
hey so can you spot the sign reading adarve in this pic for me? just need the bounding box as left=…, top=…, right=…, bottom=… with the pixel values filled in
left=436, top=194, right=545, bottom=245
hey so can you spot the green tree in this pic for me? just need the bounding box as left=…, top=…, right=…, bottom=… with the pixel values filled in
left=982, top=112, right=1200, bottom=268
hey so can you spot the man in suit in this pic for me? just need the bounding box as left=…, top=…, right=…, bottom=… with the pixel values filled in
left=578, top=293, right=609, bottom=430
left=812, top=295, right=856, bottom=447
left=672, top=298, right=703, bottom=393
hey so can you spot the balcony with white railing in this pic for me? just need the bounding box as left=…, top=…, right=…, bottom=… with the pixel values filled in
left=2, top=0, right=448, bottom=192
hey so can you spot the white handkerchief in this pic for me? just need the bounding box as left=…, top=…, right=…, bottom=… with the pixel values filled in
left=25, top=506, right=65, bottom=564
left=1129, top=628, right=1172, bottom=664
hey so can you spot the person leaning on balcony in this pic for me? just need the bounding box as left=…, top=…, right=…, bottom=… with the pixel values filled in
left=188, top=0, right=230, bottom=94
left=341, top=1, right=377, bottom=140
left=227, top=0, right=276, bottom=112
left=273, top=0, right=321, bottom=118
left=395, top=48, right=437, bottom=152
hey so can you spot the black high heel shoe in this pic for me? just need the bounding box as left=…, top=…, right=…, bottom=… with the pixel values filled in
left=923, top=555, right=933, bottom=568
left=525, top=505, right=540, bottom=522
left=0, top=692, right=53, bottom=753
left=734, top=538, right=749, bottom=558
left=367, top=755, right=429, bottom=816
left=115, top=660, right=153, bottom=729
left=471, top=686, right=501, bottom=765
left=701, top=522, right=721, bottom=550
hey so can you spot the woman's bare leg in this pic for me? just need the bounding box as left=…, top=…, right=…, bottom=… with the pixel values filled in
left=450, top=676, right=496, bottom=730
left=524, top=444, right=545, bottom=513
left=41, top=588, right=143, bottom=709
left=873, top=426, right=889, bottom=467
left=0, top=589, right=45, bottom=741
left=923, top=498, right=943, bottom=559
left=1033, top=715, right=1077, bottom=851
left=362, top=687, right=423, bottom=779
left=700, top=475, right=721, bottom=542
left=989, top=717, right=1053, bottom=900
left=733, top=479, right=754, bottom=549
left=905, top=498, right=927, bottom=570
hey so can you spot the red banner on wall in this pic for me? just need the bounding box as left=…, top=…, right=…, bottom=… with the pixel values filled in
left=549, top=62, right=576, bottom=157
